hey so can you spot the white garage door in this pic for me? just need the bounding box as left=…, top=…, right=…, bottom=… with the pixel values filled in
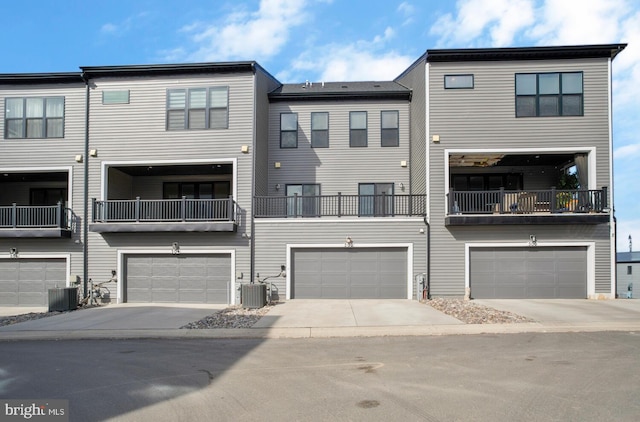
left=292, top=248, right=408, bottom=299
left=125, top=254, right=231, bottom=303
left=470, top=247, right=587, bottom=299
left=0, top=259, right=67, bottom=306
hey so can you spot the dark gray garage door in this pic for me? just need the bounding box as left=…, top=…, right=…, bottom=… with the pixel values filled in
left=292, top=248, right=407, bottom=299
left=470, top=247, right=587, bottom=299
left=0, top=259, right=66, bottom=306
left=125, top=254, right=231, bottom=303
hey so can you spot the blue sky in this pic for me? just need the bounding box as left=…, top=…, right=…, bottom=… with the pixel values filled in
left=2, top=0, right=638, bottom=251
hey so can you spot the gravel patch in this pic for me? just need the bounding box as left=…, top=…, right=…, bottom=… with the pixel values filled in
left=180, top=305, right=274, bottom=329
left=426, top=298, right=535, bottom=324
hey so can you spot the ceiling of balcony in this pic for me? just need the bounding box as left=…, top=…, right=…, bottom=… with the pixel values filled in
left=0, top=171, right=68, bottom=183
left=449, top=153, right=575, bottom=168
left=110, top=163, right=233, bottom=177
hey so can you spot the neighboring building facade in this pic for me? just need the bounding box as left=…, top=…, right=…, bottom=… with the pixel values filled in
left=0, top=43, right=626, bottom=306
left=617, top=252, right=640, bottom=298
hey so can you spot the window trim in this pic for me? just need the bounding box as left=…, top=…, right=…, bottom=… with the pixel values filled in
left=4, top=96, right=65, bottom=139
left=280, top=112, right=298, bottom=148
left=349, top=111, right=368, bottom=147
left=380, top=110, right=399, bottom=147
left=515, top=72, right=583, bottom=118
left=444, top=74, right=474, bottom=89
left=166, top=86, right=229, bottom=131
left=310, top=112, right=329, bottom=148
left=102, top=90, right=130, bottom=105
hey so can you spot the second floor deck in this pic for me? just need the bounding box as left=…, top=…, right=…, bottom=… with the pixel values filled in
left=0, top=203, right=73, bottom=237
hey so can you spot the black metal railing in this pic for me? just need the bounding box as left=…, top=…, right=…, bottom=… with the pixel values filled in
left=254, top=193, right=427, bottom=218
left=92, top=197, right=237, bottom=223
left=448, top=187, right=608, bottom=215
left=0, top=202, right=71, bottom=229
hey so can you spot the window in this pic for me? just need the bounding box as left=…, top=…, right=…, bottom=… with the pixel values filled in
left=381, top=111, right=399, bottom=147
left=359, top=183, right=394, bottom=216
left=163, top=181, right=230, bottom=199
left=628, top=266, right=633, bottom=275
left=102, top=90, right=130, bottom=104
left=166, top=86, right=228, bottom=130
left=280, top=113, right=298, bottom=148
left=451, top=174, right=522, bottom=191
left=5, top=97, right=64, bottom=139
left=350, top=111, right=367, bottom=147
left=286, top=184, right=320, bottom=216
left=30, top=188, right=67, bottom=206
left=445, top=74, right=474, bottom=89
left=311, top=112, right=329, bottom=148
left=515, top=72, right=583, bottom=117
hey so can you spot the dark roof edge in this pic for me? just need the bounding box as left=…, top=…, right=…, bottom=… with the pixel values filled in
left=395, top=51, right=427, bottom=81
left=269, top=91, right=412, bottom=102
left=80, top=61, right=262, bottom=78
left=426, top=44, right=627, bottom=63
left=0, top=73, right=84, bottom=85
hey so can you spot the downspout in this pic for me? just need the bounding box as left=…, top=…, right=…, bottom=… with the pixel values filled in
left=423, top=215, right=431, bottom=299
left=249, top=67, right=257, bottom=286
left=81, top=74, right=90, bottom=298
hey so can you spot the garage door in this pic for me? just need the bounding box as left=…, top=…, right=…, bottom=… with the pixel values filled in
left=470, top=247, right=587, bottom=299
left=0, top=259, right=67, bottom=306
left=292, top=248, right=408, bottom=299
left=125, top=254, right=231, bottom=303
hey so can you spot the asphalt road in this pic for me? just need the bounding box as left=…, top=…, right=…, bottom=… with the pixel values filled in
left=1, top=332, right=639, bottom=421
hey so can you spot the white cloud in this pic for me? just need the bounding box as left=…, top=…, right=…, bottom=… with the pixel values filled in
left=429, top=0, right=535, bottom=47
left=614, top=144, right=640, bottom=160
left=179, top=0, right=310, bottom=62
left=397, top=2, right=416, bottom=25
left=282, top=28, right=414, bottom=82
left=100, top=23, right=118, bottom=34
left=99, top=12, right=149, bottom=36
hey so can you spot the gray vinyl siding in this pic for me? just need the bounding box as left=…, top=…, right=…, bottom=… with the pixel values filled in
left=254, top=70, right=280, bottom=199
left=0, top=82, right=86, bottom=281
left=254, top=220, right=427, bottom=300
left=85, top=72, right=259, bottom=286
left=428, top=57, right=612, bottom=296
left=396, top=59, right=427, bottom=195
left=267, top=101, right=411, bottom=196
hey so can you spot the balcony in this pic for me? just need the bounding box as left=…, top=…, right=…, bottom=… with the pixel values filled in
left=90, top=197, right=238, bottom=232
left=254, top=194, right=427, bottom=218
left=0, top=203, right=72, bottom=238
left=445, top=187, right=609, bottom=226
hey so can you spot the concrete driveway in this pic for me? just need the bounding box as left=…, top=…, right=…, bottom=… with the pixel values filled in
left=474, top=299, right=640, bottom=327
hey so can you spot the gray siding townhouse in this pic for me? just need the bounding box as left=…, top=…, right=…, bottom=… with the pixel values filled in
left=82, top=62, right=279, bottom=304
left=253, top=82, right=428, bottom=299
left=398, top=44, right=626, bottom=299
left=0, top=42, right=627, bottom=308
left=0, top=73, right=86, bottom=306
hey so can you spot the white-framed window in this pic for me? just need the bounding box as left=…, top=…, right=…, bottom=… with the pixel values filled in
left=445, top=74, right=474, bottom=89
left=166, top=86, right=229, bottom=130
left=102, top=90, right=130, bottom=104
left=280, top=113, right=298, bottom=148
left=515, top=72, right=583, bottom=117
left=311, top=112, right=329, bottom=148
left=5, top=97, right=65, bottom=139
left=381, top=110, right=399, bottom=147
left=350, top=111, right=367, bottom=147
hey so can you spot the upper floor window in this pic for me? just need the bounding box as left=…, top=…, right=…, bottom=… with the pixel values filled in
left=381, top=111, right=399, bottom=147
left=5, top=97, right=64, bottom=139
left=280, top=113, right=298, bottom=148
left=350, top=111, right=367, bottom=147
left=166, top=86, right=228, bottom=130
left=445, top=74, right=474, bottom=89
left=286, top=184, right=319, bottom=216
left=628, top=265, right=633, bottom=275
left=311, top=112, right=329, bottom=148
left=102, top=90, right=130, bottom=105
left=359, top=183, right=394, bottom=216
left=515, top=72, right=583, bottom=117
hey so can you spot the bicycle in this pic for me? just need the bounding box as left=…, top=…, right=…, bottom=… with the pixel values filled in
left=78, top=271, right=117, bottom=307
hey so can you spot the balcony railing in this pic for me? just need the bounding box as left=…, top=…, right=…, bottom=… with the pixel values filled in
left=254, top=193, right=427, bottom=218
left=0, top=203, right=71, bottom=229
left=448, top=187, right=608, bottom=215
left=92, top=197, right=237, bottom=223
